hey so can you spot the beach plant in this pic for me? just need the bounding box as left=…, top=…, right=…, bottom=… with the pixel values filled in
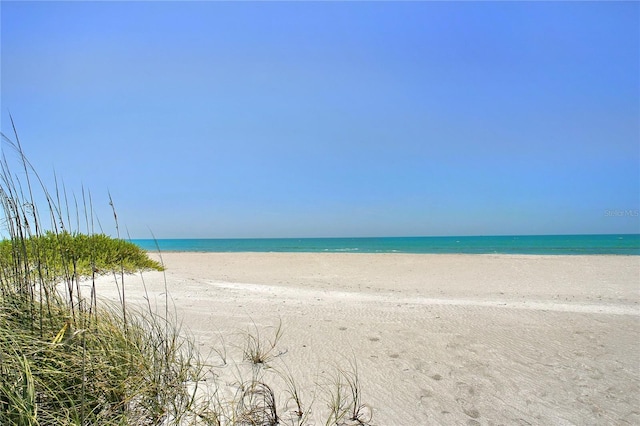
left=234, top=381, right=279, bottom=426
left=0, top=122, right=373, bottom=425
left=243, top=319, right=286, bottom=366
left=0, top=126, right=205, bottom=425
left=276, top=365, right=316, bottom=426
left=0, top=231, right=164, bottom=281
left=341, top=361, right=372, bottom=426
left=324, top=359, right=372, bottom=426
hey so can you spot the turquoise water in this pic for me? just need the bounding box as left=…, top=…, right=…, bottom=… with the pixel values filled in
left=131, top=234, right=640, bottom=255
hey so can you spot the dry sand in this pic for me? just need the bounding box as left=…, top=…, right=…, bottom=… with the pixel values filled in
left=93, top=253, right=639, bottom=425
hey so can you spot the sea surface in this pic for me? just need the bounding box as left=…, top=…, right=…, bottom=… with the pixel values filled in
left=131, top=234, right=640, bottom=255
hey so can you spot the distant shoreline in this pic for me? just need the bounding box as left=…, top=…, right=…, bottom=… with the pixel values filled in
left=132, top=234, right=640, bottom=255
left=143, top=250, right=640, bottom=258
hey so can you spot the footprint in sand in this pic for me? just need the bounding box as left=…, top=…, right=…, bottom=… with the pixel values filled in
left=455, top=382, right=480, bottom=420
left=455, top=398, right=480, bottom=420
left=419, top=388, right=433, bottom=399
left=456, top=381, right=475, bottom=396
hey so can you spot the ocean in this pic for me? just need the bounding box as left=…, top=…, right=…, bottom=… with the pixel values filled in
left=131, top=234, right=640, bottom=255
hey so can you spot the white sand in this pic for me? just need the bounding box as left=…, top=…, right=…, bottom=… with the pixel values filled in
left=93, top=253, right=639, bottom=425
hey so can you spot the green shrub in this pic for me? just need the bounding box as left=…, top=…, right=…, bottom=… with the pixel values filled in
left=0, top=231, right=164, bottom=284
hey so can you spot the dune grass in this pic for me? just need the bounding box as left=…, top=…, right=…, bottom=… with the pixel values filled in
left=0, top=297, right=204, bottom=425
left=0, top=127, right=207, bottom=425
left=0, top=124, right=373, bottom=425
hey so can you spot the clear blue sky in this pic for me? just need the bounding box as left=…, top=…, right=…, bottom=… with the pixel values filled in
left=1, top=1, right=638, bottom=238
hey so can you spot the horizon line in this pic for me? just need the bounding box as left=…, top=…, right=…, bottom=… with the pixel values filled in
left=129, top=233, right=640, bottom=240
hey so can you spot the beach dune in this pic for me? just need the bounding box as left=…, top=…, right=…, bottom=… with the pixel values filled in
left=95, top=253, right=639, bottom=425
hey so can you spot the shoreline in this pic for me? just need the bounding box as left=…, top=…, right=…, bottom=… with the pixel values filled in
left=146, top=250, right=640, bottom=256
left=93, top=252, right=639, bottom=424
left=131, top=234, right=640, bottom=256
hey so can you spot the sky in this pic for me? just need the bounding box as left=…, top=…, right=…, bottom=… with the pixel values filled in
left=1, top=1, right=638, bottom=239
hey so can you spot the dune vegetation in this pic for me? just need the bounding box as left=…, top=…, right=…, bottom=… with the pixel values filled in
left=0, top=126, right=372, bottom=425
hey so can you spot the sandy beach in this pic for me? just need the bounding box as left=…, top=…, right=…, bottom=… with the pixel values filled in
left=93, top=253, right=639, bottom=425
